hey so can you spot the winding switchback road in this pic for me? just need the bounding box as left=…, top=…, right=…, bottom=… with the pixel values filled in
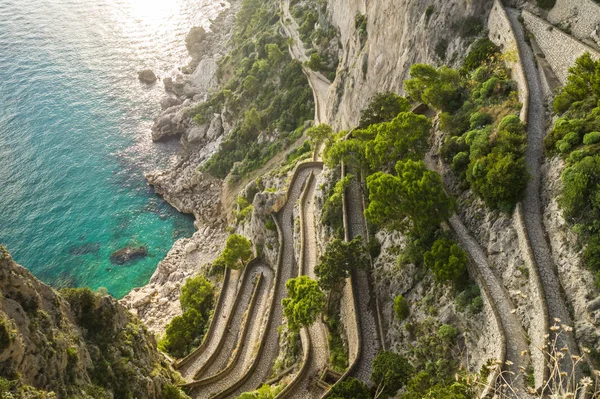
left=506, top=8, right=578, bottom=373
left=344, top=171, right=380, bottom=383
left=221, top=165, right=322, bottom=398
left=177, top=270, right=240, bottom=381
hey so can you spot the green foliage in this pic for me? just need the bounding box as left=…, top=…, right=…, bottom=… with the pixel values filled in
left=236, top=384, right=283, bottom=399
left=160, top=276, right=214, bottom=358
left=405, top=64, right=465, bottom=112
left=371, top=351, right=413, bottom=398
left=60, top=288, right=116, bottom=338
left=355, top=12, right=368, bottom=46
left=0, top=317, right=11, bottom=352
left=198, top=0, right=314, bottom=181
left=162, top=383, right=188, bottom=399
left=323, top=307, right=348, bottom=372
left=435, top=39, right=448, bottom=60
left=365, top=112, right=431, bottom=171
left=469, top=111, right=492, bottom=129
left=321, top=172, right=353, bottom=237
left=423, top=238, right=467, bottom=283
left=315, top=237, right=369, bottom=292
left=328, top=377, right=371, bottom=399
left=438, top=324, right=458, bottom=341
left=282, top=276, right=326, bottom=331
left=425, top=6, right=435, bottom=22
left=306, top=123, right=332, bottom=144
left=422, top=382, right=471, bottom=399
left=394, top=294, right=409, bottom=321
left=462, top=38, right=500, bottom=72
left=358, top=92, right=410, bottom=129
left=537, top=0, right=556, bottom=9
left=324, top=137, right=368, bottom=170
left=583, top=131, right=600, bottom=145
left=220, top=234, right=253, bottom=270
left=455, top=16, right=483, bottom=38
left=306, top=52, right=324, bottom=71
left=454, top=283, right=483, bottom=314
left=365, top=159, right=455, bottom=236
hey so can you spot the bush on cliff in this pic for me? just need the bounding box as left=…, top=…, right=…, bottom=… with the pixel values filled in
left=282, top=276, right=326, bottom=331
left=220, top=234, right=253, bottom=270
left=160, top=276, right=214, bottom=358
left=372, top=351, right=413, bottom=398
left=328, top=377, right=370, bottom=399
left=358, top=91, right=410, bottom=129
left=315, top=237, right=369, bottom=292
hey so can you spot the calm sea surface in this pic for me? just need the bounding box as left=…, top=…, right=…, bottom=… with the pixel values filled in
left=0, top=0, right=226, bottom=298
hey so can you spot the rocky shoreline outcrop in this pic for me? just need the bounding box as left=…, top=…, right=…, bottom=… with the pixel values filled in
left=120, top=2, right=241, bottom=333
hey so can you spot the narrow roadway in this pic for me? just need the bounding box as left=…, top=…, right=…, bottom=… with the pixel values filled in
left=507, top=8, right=578, bottom=371
left=224, top=166, right=321, bottom=398
left=284, top=167, right=328, bottom=398
left=190, top=267, right=273, bottom=399
left=344, top=172, right=380, bottom=383
left=178, top=271, right=241, bottom=380
left=194, top=264, right=272, bottom=382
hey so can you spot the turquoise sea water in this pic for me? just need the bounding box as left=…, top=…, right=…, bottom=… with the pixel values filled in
left=0, top=0, right=226, bottom=298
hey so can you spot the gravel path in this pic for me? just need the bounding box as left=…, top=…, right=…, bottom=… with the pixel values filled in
left=178, top=271, right=241, bottom=380
left=195, top=264, right=272, bottom=381
left=224, top=166, right=320, bottom=398
left=449, top=215, right=531, bottom=394
left=191, top=268, right=273, bottom=399
left=507, top=8, right=578, bottom=369
left=344, top=172, right=380, bottom=384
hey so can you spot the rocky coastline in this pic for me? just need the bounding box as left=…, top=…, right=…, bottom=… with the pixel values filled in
left=120, top=1, right=241, bottom=334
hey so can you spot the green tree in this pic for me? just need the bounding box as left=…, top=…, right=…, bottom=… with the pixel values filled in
left=307, top=123, right=333, bottom=145
left=372, top=350, right=413, bottom=398
left=560, top=155, right=600, bottom=224
left=365, top=112, right=431, bottom=171
left=405, top=64, right=465, bottom=112
left=424, top=238, right=467, bottom=283
left=394, top=294, right=409, bottom=321
left=365, top=160, right=455, bottom=236
left=160, top=276, right=214, bottom=358
left=358, top=92, right=410, bottom=128
left=324, top=138, right=369, bottom=170
left=221, top=234, right=253, bottom=270
left=553, top=53, right=599, bottom=115
left=328, top=377, right=371, bottom=399
left=422, top=383, right=470, bottom=399
left=180, top=275, right=214, bottom=315
left=315, top=237, right=370, bottom=292
left=282, top=276, right=326, bottom=331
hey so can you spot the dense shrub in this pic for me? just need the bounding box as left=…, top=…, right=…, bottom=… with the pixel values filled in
left=405, top=64, right=466, bottom=112
left=160, top=276, right=214, bottom=358
left=584, top=131, right=600, bottom=145
left=394, top=294, right=410, bottom=321
left=315, top=237, right=369, bottom=292
left=198, top=0, right=314, bottom=181
left=328, top=377, right=370, bottom=399
left=469, top=111, right=493, bottom=129
left=537, top=0, right=556, bottom=9
left=282, top=276, right=325, bottom=331
left=0, top=318, right=11, bottom=351
left=358, top=92, right=410, bottom=128
left=462, top=38, right=500, bottom=72
left=371, top=351, right=413, bottom=398
left=424, top=237, right=468, bottom=283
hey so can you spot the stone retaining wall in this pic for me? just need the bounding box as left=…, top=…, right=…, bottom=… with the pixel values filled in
left=523, top=9, right=600, bottom=84
left=547, top=0, right=600, bottom=48
left=488, top=0, right=529, bottom=120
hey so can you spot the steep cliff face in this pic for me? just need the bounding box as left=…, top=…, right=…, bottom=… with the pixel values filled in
left=0, top=248, right=186, bottom=399
left=326, top=0, right=493, bottom=129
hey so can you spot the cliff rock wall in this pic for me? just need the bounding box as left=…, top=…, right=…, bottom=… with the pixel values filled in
left=325, top=0, right=494, bottom=129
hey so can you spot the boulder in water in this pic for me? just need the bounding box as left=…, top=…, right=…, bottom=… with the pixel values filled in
left=110, top=246, right=148, bottom=265
left=138, top=69, right=157, bottom=83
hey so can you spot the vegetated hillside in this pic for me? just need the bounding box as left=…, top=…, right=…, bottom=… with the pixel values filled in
left=0, top=246, right=187, bottom=399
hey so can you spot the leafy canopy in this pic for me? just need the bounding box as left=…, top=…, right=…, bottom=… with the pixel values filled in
left=220, top=234, right=253, bottom=270
left=405, top=64, right=465, bottom=112
left=282, top=276, right=326, bottom=331
left=372, top=351, right=413, bottom=398
left=358, top=91, right=410, bottom=128
left=315, top=237, right=370, bottom=292
left=365, top=159, right=455, bottom=236
left=424, top=237, right=468, bottom=283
